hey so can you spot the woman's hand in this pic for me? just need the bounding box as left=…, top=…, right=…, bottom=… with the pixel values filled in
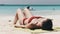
left=14, top=25, right=21, bottom=28
left=14, top=25, right=26, bottom=28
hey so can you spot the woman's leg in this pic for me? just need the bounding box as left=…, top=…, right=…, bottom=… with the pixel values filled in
left=13, top=12, right=18, bottom=25
left=14, top=8, right=26, bottom=25
left=23, top=8, right=38, bottom=25
left=24, top=8, right=33, bottom=18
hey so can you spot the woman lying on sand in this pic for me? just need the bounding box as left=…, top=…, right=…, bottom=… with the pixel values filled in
left=13, top=6, right=53, bottom=30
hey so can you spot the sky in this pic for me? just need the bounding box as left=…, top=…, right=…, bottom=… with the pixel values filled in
left=0, top=0, right=60, bottom=4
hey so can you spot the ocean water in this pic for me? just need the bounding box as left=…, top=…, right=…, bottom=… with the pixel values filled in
left=0, top=5, right=60, bottom=16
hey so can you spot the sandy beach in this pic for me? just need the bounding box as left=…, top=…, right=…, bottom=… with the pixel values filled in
left=0, top=15, right=60, bottom=34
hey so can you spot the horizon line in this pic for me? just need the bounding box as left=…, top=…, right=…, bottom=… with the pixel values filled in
left=0, top=4, right=60, bottom=6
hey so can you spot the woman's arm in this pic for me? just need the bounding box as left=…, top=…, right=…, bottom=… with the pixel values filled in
left=14, top=25, right=26, bottom=28
left=14, top=22, right=35, bottom=29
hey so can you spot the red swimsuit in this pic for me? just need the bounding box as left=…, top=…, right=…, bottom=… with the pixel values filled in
left=22, top=16, right=43, bottom=25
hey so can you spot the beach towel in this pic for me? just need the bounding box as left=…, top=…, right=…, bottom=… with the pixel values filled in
left=14, top=27, right=60, bottom=34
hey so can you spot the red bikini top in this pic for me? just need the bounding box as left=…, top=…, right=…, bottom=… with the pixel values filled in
left=23, top=16, right=43, bottom=25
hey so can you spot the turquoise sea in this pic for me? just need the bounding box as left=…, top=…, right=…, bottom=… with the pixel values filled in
left=0, top=5, right=60, bottom=16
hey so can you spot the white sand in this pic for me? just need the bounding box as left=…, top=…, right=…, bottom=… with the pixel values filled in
left=0, top=15, right=60, bottom=34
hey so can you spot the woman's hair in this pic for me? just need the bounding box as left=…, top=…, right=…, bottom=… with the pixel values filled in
left=41, top=19, right=53, bottom=30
